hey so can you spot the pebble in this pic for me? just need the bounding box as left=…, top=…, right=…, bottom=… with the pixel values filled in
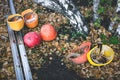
left=48, top=52, right=52, bottom=55
left=7, top=47, right=11, bottom=52
left=44, top=53, right=48, bottom=57
left=3, top=61, right=8, bottom=68
left=49, top=57, right=53, bottom=60
left=61, top=63, right=64, bottom=65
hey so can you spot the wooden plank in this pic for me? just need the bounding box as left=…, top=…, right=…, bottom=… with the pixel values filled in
left=8, top=0, right=33, bottom=80
left=6, top=19, right=24, bottom=80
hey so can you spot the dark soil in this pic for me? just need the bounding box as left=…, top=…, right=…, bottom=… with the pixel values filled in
left=32, top=54, right=91, bottom=80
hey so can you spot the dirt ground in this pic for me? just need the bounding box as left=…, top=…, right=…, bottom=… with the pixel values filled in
left=0, top=0, right=120, bottom=80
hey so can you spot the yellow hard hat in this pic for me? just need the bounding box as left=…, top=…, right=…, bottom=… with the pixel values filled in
left=7, top=14, right=24, bottom=31
left=87, top=45, right=114, bottom=66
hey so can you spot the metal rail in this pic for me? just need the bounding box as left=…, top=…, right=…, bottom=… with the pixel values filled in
left=7, top=0, right=33, bottom=80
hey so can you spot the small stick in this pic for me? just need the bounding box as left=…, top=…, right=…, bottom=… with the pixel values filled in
left=97, top=42, right=102, bottom=53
